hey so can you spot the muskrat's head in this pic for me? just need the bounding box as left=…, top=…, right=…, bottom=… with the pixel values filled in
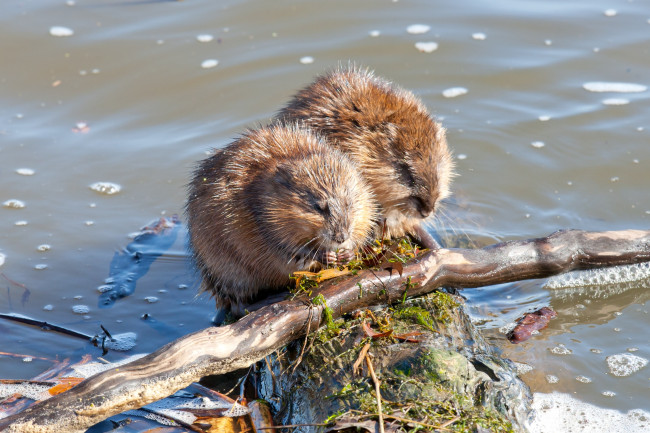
left=251, top=130, right=377, bottom=266
left=366, top=110, right=455, bottom=223
left=276, top=67, right=455, bottom=226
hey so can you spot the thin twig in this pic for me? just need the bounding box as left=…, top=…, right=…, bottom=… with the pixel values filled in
left=291, top=305, right=315, bottom=374
left=357, top=412, right=452, bottom=431
left=352, top=343, right=371, bottom=376
left=439, top=415, right=460, bottom=428
left=256, top=422, right=330, bottom=430
left=365, top=353, right=385, bottom=433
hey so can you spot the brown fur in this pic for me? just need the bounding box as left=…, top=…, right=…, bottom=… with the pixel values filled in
left=276, top=67, right=454, bottom=244
left=186, top=124, right=377, bottom=313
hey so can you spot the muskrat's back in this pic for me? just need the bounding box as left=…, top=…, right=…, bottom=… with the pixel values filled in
left=187, top=124, right=377, bottom=314
left=276, top=67, right=454, bottom=247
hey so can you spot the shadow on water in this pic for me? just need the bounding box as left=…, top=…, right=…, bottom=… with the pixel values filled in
left=97, top=217, right=182, bottom=308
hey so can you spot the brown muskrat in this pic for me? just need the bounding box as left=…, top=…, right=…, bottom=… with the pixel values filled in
left=186, top=124, right=377, bottom=314
left=275, top=67, right=454, bottom=249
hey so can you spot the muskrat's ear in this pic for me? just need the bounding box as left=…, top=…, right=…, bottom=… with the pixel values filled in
left=272, top=167, right=295, bottom=190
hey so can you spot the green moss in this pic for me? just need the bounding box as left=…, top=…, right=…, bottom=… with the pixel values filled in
left=393, top=305, right=437, bottom=332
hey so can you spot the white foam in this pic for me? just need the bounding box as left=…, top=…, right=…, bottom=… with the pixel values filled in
left=606, top=353, right=648, bottom=377
left=407, top=24, right=431, bottom=34
left=3, top=199, right=25, bottom=209
left=544, top=263, right=650, bottom=289
left=300, top=56, right=314, bottom=64
left=0, top=253, right=4, bottom=267
left=583, top=82, right=647, bottom=93
left=196, top=34, right=214, bottom=42
left=442, top=87, right=467, bottom=98
left=104, top=332, right=137, bottom=351
left=201, top=59, right=219, bottom=69
left=603, top=98, right=630, bottom=105
left=224, top=401, right=251, bottom=417
left=49, top=26, right=74, bottom=37
left=16, top=168, right=35, bottom=176
left=0, top=383, right=51, bottom=401
left=472, top=32, right=486, bottom=40
left=531, top=141, right=545, bottom=148
left=89, top=182, right=121, bottom=195
left=530, top=392, right=650, bottom=433
left=72, top=305, right=90, bottom=314
left=69, top=354, right=148, bottom=378
left=414, top=41, right=438, bottom=53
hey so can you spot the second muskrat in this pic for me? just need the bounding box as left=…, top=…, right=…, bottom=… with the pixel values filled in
left=186, top=124, right=377, bottom=314
left=276, top=67, right=455, bottom=249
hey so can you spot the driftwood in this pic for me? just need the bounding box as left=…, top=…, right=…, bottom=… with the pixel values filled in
left=2, top=229, right=650, bottom=433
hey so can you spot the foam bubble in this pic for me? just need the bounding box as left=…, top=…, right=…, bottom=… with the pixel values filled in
left=369, top=30, right=381, bottom=37
left=472, top=32, right=486, bottom=40
left=89, top=182, right=121, bottom=195
left=575, top=375, right=592, bottom=383
left=69, top=354, right=148, bottom=378
left=550, top=344, right=572, bottom=355
left=583, top=82, right=647, bottom=93
left=201, top=59, right=219, bottom=69
left=606, top=353, right=648, bottom=377
left=124, top=409, right=181, bottom=426
left=545, top=263, right=650, bottom=289
left=300, top=56, right=314, bottom=64
left=531, top=141, right=545, bottom=148
left=144, top=296, right=159, bottom=303
left=407, top=24, right=431, bottom=34
left=0, top=383, right=51, bottom=401
left=530, top=392, right=650, bottom=433
left=414, top=41, right=438, bottom=53
left=442, top=87, right=467, bottom=98
left=603, top=9, right=617, bottom=17
left=224, top=401, right=251, bottom=417
left=545, top=374, right=559, bottom=384
left=49, top=26, right=74, bottom=37
left=196, top=34, right=214, bottom=42
left=603, top=98, right=630, bottom=105
left=0, top=253, right=4, bottom=267
left=37, top=244, right=51, bottom=252
left=104, top=332, right=137, bottom=351
left=16, top=168, right=35, bottom=176
left=3, top=199, right=25, bottom=209
left=72, top=305, right=90, bottom=314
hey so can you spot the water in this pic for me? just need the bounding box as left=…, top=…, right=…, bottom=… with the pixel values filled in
left=1, top=0, right=649, bottom=430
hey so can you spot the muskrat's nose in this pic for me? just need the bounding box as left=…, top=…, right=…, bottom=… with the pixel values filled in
left=414, top=196, right=434, bottom=218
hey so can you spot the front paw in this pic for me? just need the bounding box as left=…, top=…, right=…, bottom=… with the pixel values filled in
left=336, top=249, right=353, bottom=264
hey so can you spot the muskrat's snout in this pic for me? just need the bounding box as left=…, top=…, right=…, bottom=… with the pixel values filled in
left=410, top=195, right=434, bottom=219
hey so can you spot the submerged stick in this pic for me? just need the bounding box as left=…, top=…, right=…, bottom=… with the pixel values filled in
left=2, top=229, right=649, bottom=433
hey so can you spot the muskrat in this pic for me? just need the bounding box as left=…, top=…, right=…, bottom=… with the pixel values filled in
left=186, top=124, right=377, bottom=314
left=275, top=67, right=454, bottom=249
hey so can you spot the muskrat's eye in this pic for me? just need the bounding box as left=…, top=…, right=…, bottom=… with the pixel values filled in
left=313, top=199, right=329, bottom=215
left=397, top=162, right=416, bottom=188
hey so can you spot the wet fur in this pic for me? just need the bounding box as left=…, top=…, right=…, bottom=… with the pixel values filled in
left=276, top=67, right=454, bottom=243
left=186, top=124, right=377, bottom=313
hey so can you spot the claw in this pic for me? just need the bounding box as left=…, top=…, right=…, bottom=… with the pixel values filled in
left=336, top=249, right=353, bottom=264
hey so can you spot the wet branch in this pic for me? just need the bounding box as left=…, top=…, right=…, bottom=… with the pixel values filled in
left=2, top=229, right=649, bottom=433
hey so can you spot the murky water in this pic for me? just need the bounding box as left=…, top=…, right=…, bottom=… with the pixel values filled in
left=1, top=0, right=649, bottom=430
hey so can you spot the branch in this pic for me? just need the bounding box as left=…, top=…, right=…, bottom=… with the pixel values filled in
left=2, top=229, right=649, bottom=433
